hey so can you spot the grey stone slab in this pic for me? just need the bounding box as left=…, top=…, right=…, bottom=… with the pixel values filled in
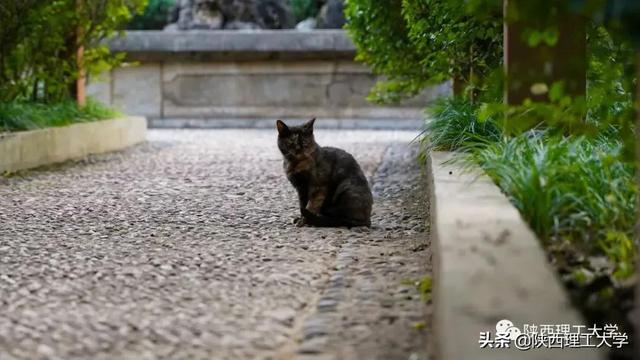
left=86, top=71, right=112, bottom=105
left=108, top=30, right=356, bottom=54
left=112, top=65, right=162, bottom=117
left=164, top=71, right=334, bottom=108
left=159, top=61, right=418, bottom=119
left=90, top=31, right=453, bottom=122
left=89, top=59, right=449, bottom=122
left=147, top=117, right=424, bottom=130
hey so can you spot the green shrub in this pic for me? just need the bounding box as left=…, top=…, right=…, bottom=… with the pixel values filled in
left=344, top=0, right=429, bottom=103
left=344, top=0, right=502, bottom=103
left=0, top=0, right=147, bottom=102
left=128, top=0, right=175, bottom=30
left=401, top=0, right=502, bottom=96
left=289, top=0, right=318, bottom=23
left=0, top=99, right=120, bottom=132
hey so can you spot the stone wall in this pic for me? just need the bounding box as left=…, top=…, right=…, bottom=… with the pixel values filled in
left=89, top=31, right=450, bottom=128
left=0, top=117, right=146, bottom=173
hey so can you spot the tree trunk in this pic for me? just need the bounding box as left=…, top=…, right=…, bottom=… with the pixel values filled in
left=635, top=50, right=640, bottom=360
left=76, top=45, right=85, bottom=107
left=76, top=0, right=86, bottom=107
left=452, top=76, right=465, bottom=97
left=503, top=0, right=586, bottom=107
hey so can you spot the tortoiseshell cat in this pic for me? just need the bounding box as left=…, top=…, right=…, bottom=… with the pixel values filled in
left=276, top=118, right=373, bottom=227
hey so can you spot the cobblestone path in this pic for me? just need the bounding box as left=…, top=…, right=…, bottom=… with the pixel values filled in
left=0, top=129, right=431, bottom=360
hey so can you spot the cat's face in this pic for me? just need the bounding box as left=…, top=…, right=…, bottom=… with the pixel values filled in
left=276, top=119, right=316, bottom=159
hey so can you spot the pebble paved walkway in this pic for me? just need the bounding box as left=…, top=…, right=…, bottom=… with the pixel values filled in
left=0, top=129, right=431, bottom=360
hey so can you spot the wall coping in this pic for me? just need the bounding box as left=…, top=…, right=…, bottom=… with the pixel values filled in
left=0, top=117, right=147, bottom=173
left=427, top=151, right=604, bottom=359
left=108, top=30, right=356, bottom=60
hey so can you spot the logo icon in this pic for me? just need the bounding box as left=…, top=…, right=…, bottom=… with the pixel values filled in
left=495, top=319, right=521, bottom=341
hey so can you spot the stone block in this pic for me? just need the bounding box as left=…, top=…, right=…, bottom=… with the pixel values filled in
left=113, top=65, right=162, bottom=117
left=0, top=117, right=147, bottom=173
left=428, top=151, right=605, bottom=360
left=87, top=71, right=112, bottom=105
left=97, top=31, right=452, bottom=126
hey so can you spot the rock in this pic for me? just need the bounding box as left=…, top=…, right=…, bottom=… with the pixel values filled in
left=266, top=308, right=296, bottom=327
left=166, top=0, right=294, bottom=30
left=297, top=336, right=328, bottom=354
left=316, top=299, right=338, bottom=312
left=163, top=23, right=180, bottom=32
left=173, top=0, right=224, bottom=30
left=316, top=0, right=345, bottom=29
left=223, top=21, right=260, bottom=30
left=295, top=17, right=317, bottom=31
left=253, top=0, right=294, bottom=29
left=303, top=317, right=329, bottom=339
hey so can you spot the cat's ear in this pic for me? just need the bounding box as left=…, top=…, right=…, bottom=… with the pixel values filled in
left=276, top=120, right=290, bottom=136
left=303, top=118, right=316, bottom=133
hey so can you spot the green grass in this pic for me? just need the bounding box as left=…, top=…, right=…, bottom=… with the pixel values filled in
left=422, top=96, right=501, bottom=151
left=459, top=131, right=636, bottom=343
left=466, top=134, right=635, bottom=242
left=422, top=96, right=636, bottom=354
left=0, top=99, right=120, bottom=132
left=461, top=132, right=635, bottom=278
left=422, top=96, right=636, bottom=280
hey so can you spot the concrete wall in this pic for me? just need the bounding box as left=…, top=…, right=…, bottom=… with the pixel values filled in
left=427, top=152, right=604, bottom=360
left=89, top=31, right=450, bottom=128
left=0, top=117, right=147, bottom=173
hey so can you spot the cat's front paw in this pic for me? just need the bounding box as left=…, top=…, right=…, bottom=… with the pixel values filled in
left=293, top=216, right=308, bottom=227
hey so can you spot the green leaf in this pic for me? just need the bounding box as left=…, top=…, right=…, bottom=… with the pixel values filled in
left=543, top=27, right=559, bottom=46
left=548, top=81, right=565, bottom=102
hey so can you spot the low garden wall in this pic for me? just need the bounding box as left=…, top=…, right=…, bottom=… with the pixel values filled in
left=427, top=152, right=605, bottom=359
left=0, top=117, right=146, bottom=173
left=88, top=31, right=450, bottom=128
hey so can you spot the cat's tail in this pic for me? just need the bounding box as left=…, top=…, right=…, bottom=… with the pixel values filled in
left=301, top=208, right=370, bottom=228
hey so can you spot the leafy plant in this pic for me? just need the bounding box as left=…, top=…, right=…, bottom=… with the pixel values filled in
left=464, top=133, right=635, bottom=251
left=0, top=0, right=147, bottom=102
left=289, top=0, right=318, bottom=23
left=423, top=96, right=501, bottom=151
left=128, top=0, right=175, bottom=30
left=344, top=0, right=502, bottom=103
left=344, top=0, right=430, bottom=103
left=0, top=98, right=120, bottom=132
left=401, top=276, right=432, bottom=303
left=416, top=275, right=432, bottom=302
left=600, top=231, right=635, bottom=280
left=401, top=0, right=502, bottom=98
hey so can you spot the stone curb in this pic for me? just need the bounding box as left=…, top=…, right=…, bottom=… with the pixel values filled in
left=0, top=117, right=146, bottom=173
left=426, top=151, right=604, bottom=360
left=148, top=117, right=425, bottom=130
left=109, top=30, right=356, bottom=54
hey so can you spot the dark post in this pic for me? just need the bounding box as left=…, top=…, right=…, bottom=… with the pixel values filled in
left=503, top=0, right=586, bottom=106
left=635, top=50, right=640, bottom=360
